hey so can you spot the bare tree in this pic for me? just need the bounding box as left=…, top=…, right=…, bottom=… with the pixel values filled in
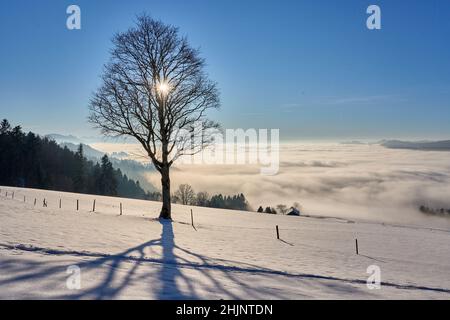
left=174, top=184, right=196, bottom=206
left=89, top=15, right=220, bottom=219
left=196, top=191, right=210, bottom=207
left=276, top=204, right=288, bottom=215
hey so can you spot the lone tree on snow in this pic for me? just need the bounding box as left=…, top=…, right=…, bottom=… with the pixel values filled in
left=89, top=15, right=220, bottom=219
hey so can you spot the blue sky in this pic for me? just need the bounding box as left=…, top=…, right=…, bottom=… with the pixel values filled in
left=0, top=0, right=449, bottom=140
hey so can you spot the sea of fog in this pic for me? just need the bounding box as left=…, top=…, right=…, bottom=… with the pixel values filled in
left=91, top=142, right=450, bottom=229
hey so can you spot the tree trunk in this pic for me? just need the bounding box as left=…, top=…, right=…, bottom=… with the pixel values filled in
left=159, top=165, right=171, bottom=219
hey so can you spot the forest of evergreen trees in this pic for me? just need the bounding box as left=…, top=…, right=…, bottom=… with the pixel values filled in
left=208, top=193, right=249, bottom=211
left=0, top=119, right=157, bottom=200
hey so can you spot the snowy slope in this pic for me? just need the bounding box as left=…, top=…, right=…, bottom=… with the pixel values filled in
left=0, top=186, right=449, bottom=299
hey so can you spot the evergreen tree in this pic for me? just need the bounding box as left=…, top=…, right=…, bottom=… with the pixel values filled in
left=0, top=119, right=11, bottom=134
left=73, top=144, right=85, bottom=193
left=98, top=154, right=117, bottom=196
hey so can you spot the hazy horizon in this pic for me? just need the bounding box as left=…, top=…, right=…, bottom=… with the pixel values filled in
left=15, top=126, right=450, bottom=145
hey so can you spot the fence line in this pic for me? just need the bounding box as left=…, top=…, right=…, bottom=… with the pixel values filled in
left=0, top=188, right=127, bottom=216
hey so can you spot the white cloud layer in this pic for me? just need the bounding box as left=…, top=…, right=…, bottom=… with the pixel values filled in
left=94, top=142, right=450, bottom=229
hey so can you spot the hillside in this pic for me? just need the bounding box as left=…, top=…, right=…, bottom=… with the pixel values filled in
left=60, top=142, right=106, bottom=159
left=0, top=120, right=153, bottom=200
left=0, top=186, right=449, bottom=299
left=59, top=142, right=157, bottom=193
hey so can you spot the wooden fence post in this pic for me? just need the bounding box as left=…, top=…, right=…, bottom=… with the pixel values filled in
left=59, top=199, right=61, bottom=209
left=23, top=196, right=26, bottom=202
left=120, top=203, right=122, bottom=215
left=77, top=199, right=79, bottom=211
left=190, top=209, right=197, bottom=231
left=276, top=225, right=280, bottom=240
left=34, top=198, right=36, bottom=206
left=355, top=239, right=359, bottom=255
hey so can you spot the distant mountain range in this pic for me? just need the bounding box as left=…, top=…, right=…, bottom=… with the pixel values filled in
left=340, top=141, right=367, bottom=145
left=45, top=133, right=135, bottom=145
left=340, top=139, right=450, bottom=151
left=380, top=140, right=450, bottom=151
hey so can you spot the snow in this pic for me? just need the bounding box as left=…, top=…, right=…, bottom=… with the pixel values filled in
left=0, top=186, right=449, bottom=299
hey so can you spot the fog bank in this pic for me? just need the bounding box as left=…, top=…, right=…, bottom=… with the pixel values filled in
left=93, top=142, right=450, bottom=229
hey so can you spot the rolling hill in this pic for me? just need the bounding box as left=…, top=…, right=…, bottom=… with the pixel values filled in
left=0, top=186, right=449, bottom=299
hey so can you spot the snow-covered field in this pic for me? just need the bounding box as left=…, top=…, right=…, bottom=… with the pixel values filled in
left=0, top=186, right=449, bottom=299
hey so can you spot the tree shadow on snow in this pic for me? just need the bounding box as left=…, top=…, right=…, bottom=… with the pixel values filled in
left=0, top=220, right=292, bottom=299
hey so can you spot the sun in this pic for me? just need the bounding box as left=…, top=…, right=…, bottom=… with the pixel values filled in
left=156, top=81, right=171, bottom=96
